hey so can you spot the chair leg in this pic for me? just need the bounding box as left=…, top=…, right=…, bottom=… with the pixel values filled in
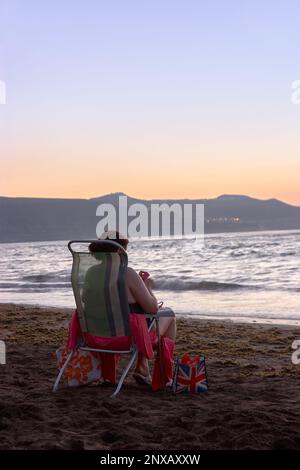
left=53, top=350, right=74, bottom=392
left=110, top=349, right=138, bottom=399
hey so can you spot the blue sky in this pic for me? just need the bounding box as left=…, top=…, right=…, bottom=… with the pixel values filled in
left=0, top=0, right=299, bottom=202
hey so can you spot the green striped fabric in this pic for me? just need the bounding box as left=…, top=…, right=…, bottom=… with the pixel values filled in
left=71, top=251, right=131, bottom=337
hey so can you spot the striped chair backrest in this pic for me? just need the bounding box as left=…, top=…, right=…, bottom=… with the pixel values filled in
left=69, top=241, right=131, bottom=337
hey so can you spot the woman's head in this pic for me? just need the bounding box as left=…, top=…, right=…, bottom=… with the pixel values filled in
left=89, top=230, right=129, bottom=253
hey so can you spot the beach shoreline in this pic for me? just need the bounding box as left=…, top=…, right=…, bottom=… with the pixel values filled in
left=1, top=302, right=300, bottom=450
left=1, top=300, right=300, bottom=328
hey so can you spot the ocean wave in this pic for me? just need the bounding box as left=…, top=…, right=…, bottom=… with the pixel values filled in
left=2, top=280, right=298, bottom=294
left=155, top=278, right=300, bottom=293
left=0, top=278, right=255, bottom=292
left=0, top=282, right=70, bottom=290
left=21, top=272, right=70, bottom=283
left=280, top=251, right=296, bottom=257
left=155, top=278, right=258, bottom=292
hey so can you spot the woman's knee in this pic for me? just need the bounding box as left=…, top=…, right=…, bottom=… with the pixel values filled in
left=158, top=316, right=175, bottom=335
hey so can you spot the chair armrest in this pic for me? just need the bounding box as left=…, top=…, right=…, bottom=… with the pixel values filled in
left=145, top=307, right=175, bottom=318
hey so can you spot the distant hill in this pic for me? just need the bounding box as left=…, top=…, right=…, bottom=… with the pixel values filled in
left=1, top=193, right=300, bottom=242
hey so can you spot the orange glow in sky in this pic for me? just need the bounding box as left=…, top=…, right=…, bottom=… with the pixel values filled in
left=1, top=2, right=300, bottom=206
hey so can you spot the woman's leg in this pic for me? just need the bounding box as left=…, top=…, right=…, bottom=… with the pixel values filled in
left=158, top=316, right=176, bottom=341
left=151, top=315, right=176, bottom=389
left=134, top=353, right=150, bottom=376
left=134, top=315, right=176, bottom=377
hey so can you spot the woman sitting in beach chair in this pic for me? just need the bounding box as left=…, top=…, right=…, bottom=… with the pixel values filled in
left=55, top=231, right=176, bottom=395
left=88, top=231, right=176, bottom=386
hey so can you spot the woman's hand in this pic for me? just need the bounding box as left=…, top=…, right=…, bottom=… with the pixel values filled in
left=127, top=267, right=158, bottom=314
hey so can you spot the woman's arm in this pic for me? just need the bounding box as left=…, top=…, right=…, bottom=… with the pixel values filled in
left=127, top=267, right=158, bottom=314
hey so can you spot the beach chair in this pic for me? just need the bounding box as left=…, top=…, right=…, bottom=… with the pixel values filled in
left=53, top=240, right=170, bottom=398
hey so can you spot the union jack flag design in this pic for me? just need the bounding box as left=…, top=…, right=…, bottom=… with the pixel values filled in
left=173, top=355, right=208, bottom=393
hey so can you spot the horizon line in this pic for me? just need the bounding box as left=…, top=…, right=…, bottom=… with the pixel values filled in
left=0, top=192, right=299, bottom=207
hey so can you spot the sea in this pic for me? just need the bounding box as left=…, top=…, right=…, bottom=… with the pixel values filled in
left=0, top=230, right=299, bottom=325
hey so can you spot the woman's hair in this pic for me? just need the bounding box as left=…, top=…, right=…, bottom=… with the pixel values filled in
left=89, top=231, right=129, bottom=253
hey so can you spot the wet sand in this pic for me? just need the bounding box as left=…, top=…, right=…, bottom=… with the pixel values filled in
left=1, top=303, right=300, bottom=450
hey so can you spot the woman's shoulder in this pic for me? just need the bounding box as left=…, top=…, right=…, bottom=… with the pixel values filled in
left=126, top=267, right=144, bottom=287
left=127, top=266, right=138, bottom=278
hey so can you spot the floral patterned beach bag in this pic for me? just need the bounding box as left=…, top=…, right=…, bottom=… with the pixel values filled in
left=172, top=353, right=208, bottom=394
left=55, top=347, right=102, bottom=387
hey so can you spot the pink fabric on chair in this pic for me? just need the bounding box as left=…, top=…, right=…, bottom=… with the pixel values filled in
left=66, top=311, right=124, bottom=383
left=66, top=310, right=82, bottom=350
left=66, top=310, right=157, bottom=383
left=151, top=336, right=175, bottom=391
left=129, top=313, right=155, bottom=360
left=67, top=310, right=156, bottom=357
left=84, top=333, right=131, bottom=350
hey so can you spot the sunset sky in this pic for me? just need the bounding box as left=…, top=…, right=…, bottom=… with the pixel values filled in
left=0, top=0, right=300, bottom=204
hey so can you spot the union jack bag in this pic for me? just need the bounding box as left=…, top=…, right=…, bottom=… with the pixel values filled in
left=172, top=354, right=208, bottom=394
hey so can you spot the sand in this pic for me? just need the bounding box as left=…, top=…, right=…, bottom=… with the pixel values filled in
left=1, top=302, right=300, bottom=450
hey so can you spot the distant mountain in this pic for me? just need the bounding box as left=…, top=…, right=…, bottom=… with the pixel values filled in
left=0, top=193, right=300, bottom=243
